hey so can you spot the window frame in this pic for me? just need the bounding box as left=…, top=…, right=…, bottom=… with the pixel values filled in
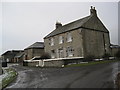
left=50, top=38, right=54, bottom=46
left=66, top=46, right=73, bottom=57
left=67, top=32, right=72, bottom=42
left=59, top=36, right=64, bottom=44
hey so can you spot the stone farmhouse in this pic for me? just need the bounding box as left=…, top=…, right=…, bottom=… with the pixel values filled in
left=24, top=42, right=44, bottom=60
left=44, top=6, right=111, bottom=59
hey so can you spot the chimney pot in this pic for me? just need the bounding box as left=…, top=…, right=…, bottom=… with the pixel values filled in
left=91, top=6, right=93, bottom=9
left=90, top=6, right=97, bottom=16
left=56, top=21, right=62, bottom=29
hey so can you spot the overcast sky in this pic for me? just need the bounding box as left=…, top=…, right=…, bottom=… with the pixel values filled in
left=0, top=1, right=119, bottom=55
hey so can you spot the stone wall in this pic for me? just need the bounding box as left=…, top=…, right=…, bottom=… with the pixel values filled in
left=27, top=61, right=39, bottom=67
left=44, top=60, right=64, bottom=67
left=43, top=57, right=84, bottom=67
left=25, top=60, right=64, bottom=67
left=44, top=27, right=110, bottom=59
left=24, top=58, right=84, bottom=67
left=24, top=48, right=44, bottom=60
left=82, top=28, right=110, bottom=58
left=32, top=48, right=44, bottom=58
left=44, top=28, right=84, bottom=58
left=24, top=49, right=33, bottom=60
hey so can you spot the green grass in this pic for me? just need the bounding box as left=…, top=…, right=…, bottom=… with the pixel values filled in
left=2, top=68, right=18, bottom=89
left=65, top=60, right=119, bottom=67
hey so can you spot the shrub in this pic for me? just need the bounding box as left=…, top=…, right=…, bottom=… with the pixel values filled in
left=40, top=53, right=51, bottom=59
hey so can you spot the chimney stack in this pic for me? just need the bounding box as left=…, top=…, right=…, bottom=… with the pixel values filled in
left=56, top=21, right=62, bottom=29
left=90, top=6, right=97, bottom=16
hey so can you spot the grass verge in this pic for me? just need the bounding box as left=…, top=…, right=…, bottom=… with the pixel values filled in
left=65, top=60, right=119, bottom=67
left=1, top=68, right=17, bottom=89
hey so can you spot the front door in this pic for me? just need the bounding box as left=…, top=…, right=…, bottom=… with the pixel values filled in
left=59, top=49, right=64, bottom=58
left=51, top=50, right=55, bottom=58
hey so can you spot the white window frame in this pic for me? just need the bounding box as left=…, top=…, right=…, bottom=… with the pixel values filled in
left=59, top=36, right=64, bottom=44
left=51, top=50, right=55, bottom=58
left=67, top=32, right=72, bottom=42
left=66, top=46, right=73, bottom=57
left=50, top=38, right=54, bottom=46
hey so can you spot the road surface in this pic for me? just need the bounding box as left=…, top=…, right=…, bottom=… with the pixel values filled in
left=5, top=61, right=120, bottom=88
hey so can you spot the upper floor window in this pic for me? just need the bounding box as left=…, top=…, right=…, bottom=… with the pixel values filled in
left=59, top=36, right=64, bottom=44
left=67, top=32, right=72, bottom=42
left=50, top=38, right=54, bottom=46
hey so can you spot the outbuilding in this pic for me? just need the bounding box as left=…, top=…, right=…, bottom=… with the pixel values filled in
left=24, top=42, right=44, bottom=60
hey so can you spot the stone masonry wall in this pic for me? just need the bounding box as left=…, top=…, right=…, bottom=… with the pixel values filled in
left=44, top=28, right=84, bottom=58
left=82, top=28, right=110, bottom=58
left=43, top=60, right=64, bottom=67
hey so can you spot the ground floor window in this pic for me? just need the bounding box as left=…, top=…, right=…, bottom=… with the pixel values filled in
left=66, top=46, right=73, bottom=57
left=51, top=50, right=55, bottom=58
left=58, top=48, right=64, bottom=58
left=53, top=47, right=74, bottom=58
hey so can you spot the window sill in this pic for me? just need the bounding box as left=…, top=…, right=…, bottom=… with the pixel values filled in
left=67, top=41, right=72, bottom=43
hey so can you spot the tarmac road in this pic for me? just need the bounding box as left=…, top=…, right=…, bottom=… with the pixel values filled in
left=5, top=61, right=120, bottom=88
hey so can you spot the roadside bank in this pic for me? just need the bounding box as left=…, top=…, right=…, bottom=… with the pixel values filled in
left=0, top=67, right=17, bottom=89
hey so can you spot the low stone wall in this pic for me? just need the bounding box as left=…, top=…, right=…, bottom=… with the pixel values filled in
left=44, top=60, right=64, bottom=67
left=23, top=57, right=84, bottom=67
left=43, top=58, right=84, bottom=67
left=27, top=61, right=39, bottom=67
left=63, top=58, right=84, bottom=65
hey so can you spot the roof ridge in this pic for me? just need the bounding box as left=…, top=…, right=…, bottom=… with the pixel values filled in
left=25, top=42, right=44, bottom=50
left=63, top=15, right=91, bottom=27
left=44, top=15, right=92, bottom=39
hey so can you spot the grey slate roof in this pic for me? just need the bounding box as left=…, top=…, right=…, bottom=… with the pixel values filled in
left=1, top=50, right=23, bottom=56
left=25, top=42, right=44, bottom=50
left=14, top=51, right=24, bottom=58
left=44, top=16, right=91, bottom=39
left=44, top=14, right=109, bottom=39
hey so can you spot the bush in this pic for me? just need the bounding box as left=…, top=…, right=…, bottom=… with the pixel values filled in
left=40, top=53, right=51, bottom=59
